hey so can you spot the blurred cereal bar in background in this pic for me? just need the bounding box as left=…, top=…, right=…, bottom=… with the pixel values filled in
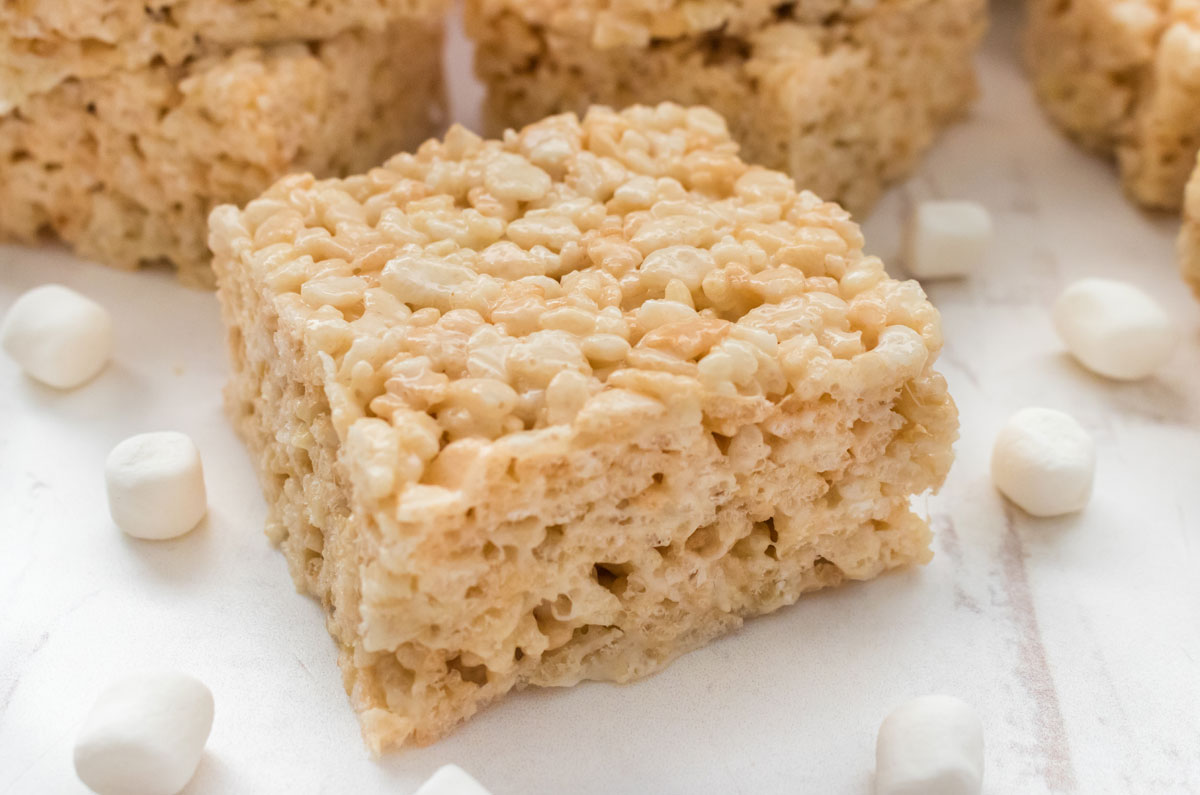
left=465, top=0, right=987, bottom=215
left=1027, top=0, right=1200, bottom=211
left=0, top=2, right=446, bottom=286
left=1179, top=152, right=1200, bottom=297
left=0, top=0, right=446, bottom=113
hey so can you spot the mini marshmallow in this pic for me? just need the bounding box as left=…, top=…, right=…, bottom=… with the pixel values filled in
left=106, top=432, right=207, bottom=540
left=991, top=407, right=1095, bottom=517
left=875, top=694, right=984, bottom=795
left=414, top=765, right=494, bottom=795
left=0, top=283, right=112, bottom=388
left=74, top=672, right=214, bottom=795
left=904, top=200, right=993, bottom=279
left=1053, top=278, right=1177, bottom=380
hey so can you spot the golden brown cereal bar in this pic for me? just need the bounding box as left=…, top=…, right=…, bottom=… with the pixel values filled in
left=210, top=104, right=958, bottom=751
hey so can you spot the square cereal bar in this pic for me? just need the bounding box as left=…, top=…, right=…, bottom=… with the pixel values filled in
left=1026, top=0, right=1200, bottom=210
left=1179, top=154, right=1200, bottom=297
left=210, top=104, right=958, bottom=751
left=0, top=0, right=446, bottom=113
left=466, top=0, right=986, bottom=214
left=0, top=22, right=444, bottom=287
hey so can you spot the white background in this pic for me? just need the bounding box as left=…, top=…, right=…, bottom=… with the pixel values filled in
left=2, top=5, right=1199, bottom=793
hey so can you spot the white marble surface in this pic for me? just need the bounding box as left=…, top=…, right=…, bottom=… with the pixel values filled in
left=2, top=6, right=1199, bottom=794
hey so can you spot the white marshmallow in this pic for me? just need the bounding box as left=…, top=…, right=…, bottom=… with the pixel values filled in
left=875, top=694, right=984, bottom=795
left=0, top=283, right=112, bottom=388
left=904, top=200, right=993, bottom=279
left=1052, top=278, right=1177, bottom=380
left=74, top=672, right=214, bottom=795
left=414, top=765, right=493, bottom=795
left=990, top=407, right=1095, bottom=517
left=106, top=432, right=207, bottom=540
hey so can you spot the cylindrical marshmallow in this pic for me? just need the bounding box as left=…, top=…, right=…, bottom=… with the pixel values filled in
left=74, top=672, right=214, bottom=795
left=0, top=284, right=112, bottom=388
left=106, top=432, right=207, bottom=540
left=875, top=694, right=984, bottom=795
left=1052, top=278, right=1177, bottom=380
left=414, top=765, right=494, bottom=795
left=990, top=407, right=1095, bottom=517
left=904, top=200, right=994, bottom=279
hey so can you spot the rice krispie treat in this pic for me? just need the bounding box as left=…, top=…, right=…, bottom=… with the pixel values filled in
left=212, top=104, right=958, bottom=750
left=466, top=0, right=987, bottom=214
left=0, top=23, right=444, bottom=287
left=1026, top=0, right=1200, bottom=210
left=1179, top=155, right=1200, bottom=297
left=0, top=0, right=445, bottom=113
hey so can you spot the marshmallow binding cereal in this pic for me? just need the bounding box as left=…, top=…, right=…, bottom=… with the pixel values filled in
left=991, top=407, right=1095, bottom=517
left=73, top=672, right=214, bottom=795
left=105, top=432, right=208, bottom=540
left=1053, top=278, right=1176, bottom=381
left=0, top=284, right=112, bottom=388
left=875, top=694, right=984, bottom=795
left=211, top=103, right=959, bottom=750
left=414, top=765, right=494, bottom=795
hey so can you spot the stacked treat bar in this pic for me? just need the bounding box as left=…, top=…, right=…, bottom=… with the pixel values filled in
left=466, top=0, right=988, bottom=214
left=210, top=104, right=958, bottom=750
left=0, top=1, right=447, bottom=286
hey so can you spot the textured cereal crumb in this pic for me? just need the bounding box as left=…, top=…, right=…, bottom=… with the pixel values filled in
left=465, top=0, right=986, bottom=214
left=212, top=103, right=958, bottom=751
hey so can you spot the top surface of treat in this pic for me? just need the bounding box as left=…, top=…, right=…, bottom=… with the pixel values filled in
left=469, top=0, right=898, bottom=45
left=211, top=103, right=941, bottom=447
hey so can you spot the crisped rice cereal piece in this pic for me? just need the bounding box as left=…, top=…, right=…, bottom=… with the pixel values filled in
left=0, top=22, right=445, bottom=287
left=210, top=103, right=959, bottom=751
left=466, top=0, right=986, bottom=214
